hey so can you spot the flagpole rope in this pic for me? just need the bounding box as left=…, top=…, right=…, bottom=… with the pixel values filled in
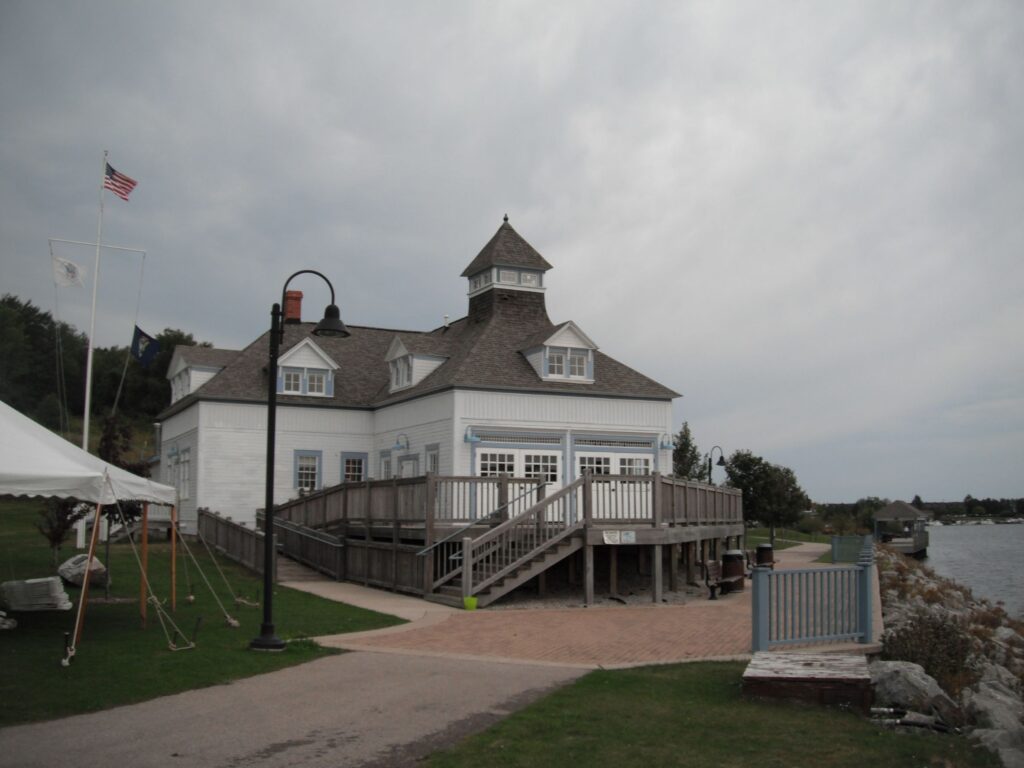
left=110, top=252, right=147, bottom=418
left=49, top=242, right=72, bottom=436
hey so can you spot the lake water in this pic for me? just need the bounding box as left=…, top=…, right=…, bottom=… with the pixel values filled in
left=923, top=523, right=1024, bottom=619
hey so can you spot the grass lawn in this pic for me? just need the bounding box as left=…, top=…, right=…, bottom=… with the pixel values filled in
left=745, top=527, right=830, bottom=551
left=0, top=499, right=403, bottom=726
left=428, top=662, right=997, bottom=768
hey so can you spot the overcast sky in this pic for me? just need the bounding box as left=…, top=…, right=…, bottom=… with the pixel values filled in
left=2, top=1, right=1022, bottom=503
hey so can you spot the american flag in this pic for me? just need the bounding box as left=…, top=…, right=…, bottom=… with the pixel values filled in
left=104, top=163, right=137, bottom=201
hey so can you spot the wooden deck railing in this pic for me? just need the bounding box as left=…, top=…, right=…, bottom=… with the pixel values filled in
left=255, top=472, right=743, bottom=598
left=462, top=477, right=586, bottom=599
left=197, top=508, right=271, bottom=577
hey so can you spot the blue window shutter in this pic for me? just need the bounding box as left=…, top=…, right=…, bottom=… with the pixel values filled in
left=586, top=353, right=594, bottom=379
left=276, top=371, right=284, bottom=393
left=542, top=349, right=549, bottom=377
left=326, top=373, right=334, bottom=397
left=300, top=370, right=308, bottom=395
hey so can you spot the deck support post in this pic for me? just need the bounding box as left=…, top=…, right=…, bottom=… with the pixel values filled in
left=609, top=546, right=619, bottom=596
left=668, top=543, right=679, bottom=592
left=686, top=541, right=697, bottom=585
left=652, top=544, right=663, bottom=603
left=584, top=544, right=594, bottom=606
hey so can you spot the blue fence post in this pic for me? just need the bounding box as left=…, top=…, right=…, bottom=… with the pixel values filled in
left=752, top=566, right=770, bottom=652
left=857, top=561, right=872, bottom=644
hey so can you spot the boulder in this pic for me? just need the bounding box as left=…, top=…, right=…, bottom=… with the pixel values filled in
left=870, top=660, right=965, bottom=727
left=58, top=554, right=107, bottom=587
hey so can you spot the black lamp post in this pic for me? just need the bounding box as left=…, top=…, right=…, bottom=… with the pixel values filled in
left=250, top=270, right=349, bottom=652
left=708, top=446, right=726, bottom=485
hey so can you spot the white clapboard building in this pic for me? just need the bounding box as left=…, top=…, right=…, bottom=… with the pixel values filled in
left=157, top=219, right=679, bottom=532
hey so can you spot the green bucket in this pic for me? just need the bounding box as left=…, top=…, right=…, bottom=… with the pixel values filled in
left=462, top=596, right=478, bottom=611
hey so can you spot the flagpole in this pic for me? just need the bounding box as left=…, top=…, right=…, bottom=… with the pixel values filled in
left=77, top=151, right=106, bottom=549
left=82, top=151, right=107, bottom=453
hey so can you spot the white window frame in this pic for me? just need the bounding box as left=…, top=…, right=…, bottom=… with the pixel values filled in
left=425, top=444, right=440, bottom=475
left=478, top=452, right=516, bottom=476
left=282, top=368, right=302, bottom=393
left=295, top=451, right=321, bottom=492
left=619, top=457, right=651, bottom=476
left=307, top=370, right=326, bottom=394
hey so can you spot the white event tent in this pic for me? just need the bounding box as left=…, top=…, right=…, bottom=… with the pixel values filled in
left=0, top=399, right=176, bottom=505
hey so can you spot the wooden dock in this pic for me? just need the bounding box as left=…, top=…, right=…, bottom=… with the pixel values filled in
left=742, top=651, right=873, bottom=713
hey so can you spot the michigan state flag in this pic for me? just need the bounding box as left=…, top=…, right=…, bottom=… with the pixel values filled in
left=131, top=326, right=160, bottom=367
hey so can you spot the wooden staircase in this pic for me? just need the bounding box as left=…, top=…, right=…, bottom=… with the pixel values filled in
left=429, top=534, right=583, bottom=608
left=423, top=476, right=588, bottom=608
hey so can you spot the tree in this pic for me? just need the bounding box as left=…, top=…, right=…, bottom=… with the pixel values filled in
left=724, top=450, right=811, bottom=546
left=672, top=422, right=703, bottom=480
left=36, top=499, right=89, bottom=570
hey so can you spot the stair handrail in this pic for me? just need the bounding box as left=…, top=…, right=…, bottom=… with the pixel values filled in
left=416, top=480, right=550, bottom=558
left=464, top=476, right=586, bottom=597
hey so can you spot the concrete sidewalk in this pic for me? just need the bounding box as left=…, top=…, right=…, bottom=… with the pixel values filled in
left=0, top=653, right=582, bottom=768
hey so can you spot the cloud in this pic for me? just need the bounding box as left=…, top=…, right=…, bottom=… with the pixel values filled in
left=2, top=0, right=1021, bottom=501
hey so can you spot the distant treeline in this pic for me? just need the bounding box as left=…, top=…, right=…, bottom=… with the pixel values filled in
left=0, top=294, right=205, bottom=430
left=817, top=495, right=1021, bottom=522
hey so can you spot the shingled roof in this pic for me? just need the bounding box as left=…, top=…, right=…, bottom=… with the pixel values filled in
left=158, top=222, right=678, bottom=420
left=460, top=218, right=554, bottom=277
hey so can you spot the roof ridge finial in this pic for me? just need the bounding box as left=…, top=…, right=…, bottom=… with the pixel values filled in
left=503, top=213, right=509, bottom=224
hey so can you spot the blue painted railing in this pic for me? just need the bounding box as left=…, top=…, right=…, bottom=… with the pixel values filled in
left=752, top=541, right=874, bottom=652
left=831, top=533, right=873, bottom=563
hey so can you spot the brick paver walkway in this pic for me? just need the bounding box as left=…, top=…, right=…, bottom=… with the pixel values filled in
left=321, top=597, right=753, bottom=667
left=312, top=542, right=837, bottom=668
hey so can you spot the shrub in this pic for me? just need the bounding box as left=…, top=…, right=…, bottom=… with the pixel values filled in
left=883, top=609, right=978, bottom=696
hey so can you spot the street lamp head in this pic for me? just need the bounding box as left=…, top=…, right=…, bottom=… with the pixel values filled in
left=313, top=303, right=349, bottom=338
left=716, top=455, right=727, bottom=467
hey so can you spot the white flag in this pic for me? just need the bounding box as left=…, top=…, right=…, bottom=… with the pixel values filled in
left=53, top=257, right=85, bottom=287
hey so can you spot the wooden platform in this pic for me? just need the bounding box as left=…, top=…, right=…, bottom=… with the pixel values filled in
left=742, top=652, right=873, bottom=713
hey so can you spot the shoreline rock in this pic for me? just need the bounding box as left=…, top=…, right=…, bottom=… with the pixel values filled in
left=876, top=546, right=1024, bottom=767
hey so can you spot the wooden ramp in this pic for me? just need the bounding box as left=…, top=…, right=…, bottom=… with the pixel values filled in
left=742, top=651, right=873, bottom=713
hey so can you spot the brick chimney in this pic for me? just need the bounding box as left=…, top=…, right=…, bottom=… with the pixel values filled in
left=283, top=290, right=303, bottom=323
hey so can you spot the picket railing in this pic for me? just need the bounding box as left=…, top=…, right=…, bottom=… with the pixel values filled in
left=461, top=477, right=586, bottom=599
left=752, top=540, right=874, bottom=651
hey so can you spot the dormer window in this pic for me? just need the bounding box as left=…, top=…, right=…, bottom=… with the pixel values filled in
left=390, top=356, right=412, bottom=389
left=548, top=351, right=564, bottom=376
left=544, top=347, right=592, bottom=381
left=522, top=322, right=599, bottom=385
left=385, top=336, right=447, bottom=394
left=283, top=369, right=302, bottom=393
left=276, top=338, right=339, bottom=398
left=307, top=370, right=326, bottom=394
left=280, top=366, right=332, bottom=396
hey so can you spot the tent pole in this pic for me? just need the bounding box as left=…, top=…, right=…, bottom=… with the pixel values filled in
left=72, top=501, right=104, bottom=648
left=140, top=503, right=149, bottom=628
left=170, top=506, right=177, bottom=611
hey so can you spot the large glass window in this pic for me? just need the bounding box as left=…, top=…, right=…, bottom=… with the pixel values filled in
left=619, top=457, right=651, bottom=475
left=479, top=452, right=515, bottom=476
left=579, top=456, right=611, bottom=475
left=548, top=351, right=564, bottom=376
left=524, top=454, right=559, bottom=482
